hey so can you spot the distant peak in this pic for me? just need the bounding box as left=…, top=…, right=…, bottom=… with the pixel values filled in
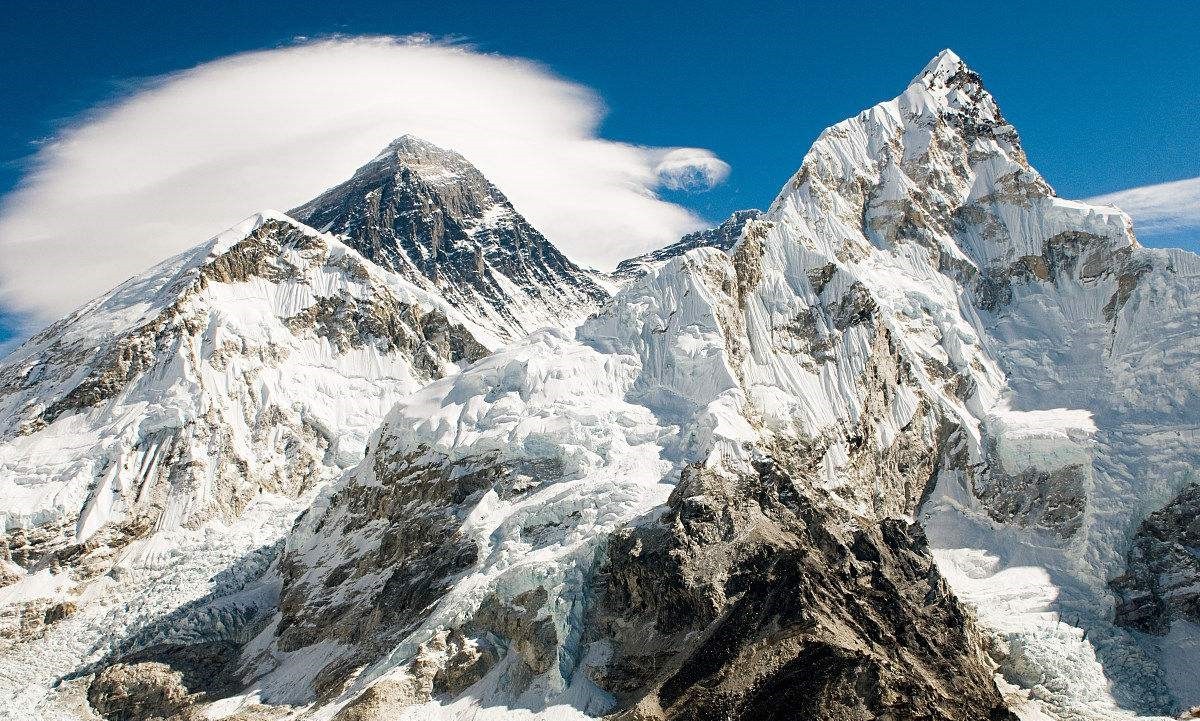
left=387, top=134, right=447, bottom=153
left=911, top=48, right=970, bottom=89
left=371, top=134, right=466, bottom=165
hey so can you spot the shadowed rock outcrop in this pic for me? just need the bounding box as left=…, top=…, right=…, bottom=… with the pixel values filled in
left=1111, top=483, right=1200, bottom=635
left=590, top=459, right=1015, bottom=721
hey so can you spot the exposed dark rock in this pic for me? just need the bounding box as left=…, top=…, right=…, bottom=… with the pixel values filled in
left=268, top=447, right=569, bottom=702
left=975, top=255, right=1049, bottom=313
left=289, top=135, right=607, bottom=335
left=975, top=228, right=1152, bottom=317
left=1111, top=483, right=1200, bottom=634
left=330, top=626, right=500, bottom=719
left=429, top=629, right=500, bottom=696
left=199, top=223, right=321, bottom=285
left=275, top=449, right=492, bottom=657
left=283, top=291, right=488, bottom=375
left=1043, top=231, right=1113, bottom=281
left=88, top=661, right=198, bottom=721
left=1102, top=260, right=1152, bottom=322
left=588, top=459, right=1014, bottom=721
left=829, top=282, right=877, bottom=330
left=469, top=588, right=558, bottom=676
left=806, top=263, right=838, bottom=296
left=731, top=222, right=767, bottom=309
left=332, top=676, right=427, bottom=721
left=779, top=307, right=835, bottom=363
left=266, top=448, right=575, bottom=702
left=972, top=440, right=1086, bottom=539
left=43, top=600, right=76, bottom=625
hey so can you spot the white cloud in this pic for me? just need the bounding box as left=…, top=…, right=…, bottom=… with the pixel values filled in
left=0, top=36, right=729, bottom=323
left=1088, top=176, right=1200, bottom=241
left=653, top=148, right=731, bottom=191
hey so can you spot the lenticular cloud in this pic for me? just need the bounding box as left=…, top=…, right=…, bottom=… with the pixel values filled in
left=0, top=35, right=729, bottom=324
left=653, top=148, right=732, bottom=191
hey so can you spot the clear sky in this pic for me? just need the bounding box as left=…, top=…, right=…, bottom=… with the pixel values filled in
left=1, top=1, right=1198, bottom=343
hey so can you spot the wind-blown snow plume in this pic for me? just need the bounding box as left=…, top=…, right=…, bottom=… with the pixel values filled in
left=0, top=36, right=729, bottom=326
left=1089, top=176, right=1200, bottom=248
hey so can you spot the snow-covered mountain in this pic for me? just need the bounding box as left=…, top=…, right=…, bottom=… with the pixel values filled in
left=0, top=139, right=610, bottom=716
left=3, top=50, right=1200, bottom=721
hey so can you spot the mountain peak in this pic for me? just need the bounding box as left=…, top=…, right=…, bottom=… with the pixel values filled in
left=905, top=49, right=1006, bottom=126
left=911, top=48, right=967, bottom=88
left=373, top=134, right=464, bottom=163
left=289, top=136, right=607, bottom=339
left=361, top=135, right=480, bottom=187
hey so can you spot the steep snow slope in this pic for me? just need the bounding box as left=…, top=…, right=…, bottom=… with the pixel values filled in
left=732, top=49, right=1200, bottom=718
left=290, top=136, right=610, bottom=339
left=755, top=50, right=1200, bottom=718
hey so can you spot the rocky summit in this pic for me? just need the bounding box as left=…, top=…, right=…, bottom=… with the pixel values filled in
left=290, top=135, right=609, bottom=340
left=1, top=50, right=1199, bottom=721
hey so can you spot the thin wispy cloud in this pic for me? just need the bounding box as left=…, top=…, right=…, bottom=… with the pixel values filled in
left=1088, top=176, right=1200, bottom=246
left=0, top=35, right=729, bottom=325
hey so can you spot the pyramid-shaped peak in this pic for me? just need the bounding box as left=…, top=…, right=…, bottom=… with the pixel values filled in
left=347, top=134, right=490, bottom=192
left=383, top=134, right=455, bottom=155
left=369, top=134, right=470, bottom=166
left=910, top=49, right=974, bottom=89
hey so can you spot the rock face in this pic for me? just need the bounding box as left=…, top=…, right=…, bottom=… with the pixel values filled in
left=88, top=661, right=196, bottom=721
left=85, top=641, right=242, bottom=721
left=593, top=460, right=1014, bottom=721
left=290, top=135, right=609, bottom=339
left=1111, top=483, right=1200, bottom=635
left=612, top=209, right=761, bottom=281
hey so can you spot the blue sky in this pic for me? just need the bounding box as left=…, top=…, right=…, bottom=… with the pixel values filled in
left=1, top=1, right=1198, bottom=344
